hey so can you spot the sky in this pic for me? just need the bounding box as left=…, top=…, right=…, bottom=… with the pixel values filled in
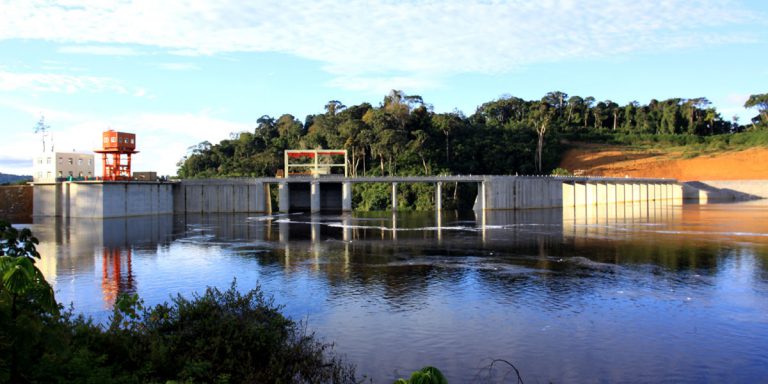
left=0, top=0, right=766, bottom=176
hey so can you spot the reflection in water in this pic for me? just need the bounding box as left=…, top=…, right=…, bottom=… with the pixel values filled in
left=101, top=248, right=135, bottom=307
left=27, top=201, right=768, bottom=383
left=34, top=215, right=173, bottom=309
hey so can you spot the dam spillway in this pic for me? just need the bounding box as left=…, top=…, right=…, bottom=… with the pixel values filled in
left=33, top=175, right=684, bottom=218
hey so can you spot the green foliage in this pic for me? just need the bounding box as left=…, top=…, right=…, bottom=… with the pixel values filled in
left=1, top=224, right=357, bottom=383
left=2, top=281, right=358, bottom=383
left=395, top=366, right=448, bottom=384
left=177, top=91, right=757, bottom=211
left=550, top=167, right=571, bottom=176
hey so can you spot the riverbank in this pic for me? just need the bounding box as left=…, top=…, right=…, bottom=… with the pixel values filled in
left=559, top=144, right=768, bottom=181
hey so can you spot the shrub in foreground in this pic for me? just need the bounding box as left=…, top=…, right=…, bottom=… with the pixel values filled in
left=1, top=278, right=356, bottom=383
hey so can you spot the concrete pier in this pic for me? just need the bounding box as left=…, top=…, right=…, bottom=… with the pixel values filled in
left=310, top=182, right=320, bottom=213
left=278, top=183, right=289, bottom=213
left=392, top=182, right=398, bottom=211
left=342, top=182, right=352, bottom=212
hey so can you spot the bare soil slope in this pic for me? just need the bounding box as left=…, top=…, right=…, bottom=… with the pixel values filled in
left=559, top=144, right=768, bottom=181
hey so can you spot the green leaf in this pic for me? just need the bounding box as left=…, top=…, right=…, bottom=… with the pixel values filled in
left=3, top=257, right=35, bottom=295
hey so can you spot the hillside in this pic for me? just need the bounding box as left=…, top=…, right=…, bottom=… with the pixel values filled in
left=0, top=172, right=32, bottom=185
left=558, top=144, right=768, bottom=181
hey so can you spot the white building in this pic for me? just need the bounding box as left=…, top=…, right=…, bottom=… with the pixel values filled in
left=33, top=151, right=95, bottom=182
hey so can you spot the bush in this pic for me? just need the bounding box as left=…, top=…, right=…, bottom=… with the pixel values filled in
left=2, top=221, right=357, bottom=383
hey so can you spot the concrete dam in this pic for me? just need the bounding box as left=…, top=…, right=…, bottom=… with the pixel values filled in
left=33, top=175, right=685, bottom=219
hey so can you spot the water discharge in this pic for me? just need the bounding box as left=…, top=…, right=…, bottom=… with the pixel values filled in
left=26, top=201, right=768, bottom=383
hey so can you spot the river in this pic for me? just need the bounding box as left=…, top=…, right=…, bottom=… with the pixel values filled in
left=25, top=200, right=768, bottom=383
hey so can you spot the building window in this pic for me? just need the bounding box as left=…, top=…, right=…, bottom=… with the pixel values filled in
left=46, top=157, right=51, bottom=164
left=37, top=158, right=42, bottom=164
left=88, top=159, right=92, bottom=165
left=131, top=139, right=135, bottom=144
left=104, top=137, right=109, bottom=143
left=111, top=137, right=117, bottom=143
left=78, top=158, right=83, bottom=165
left=68, top=158, right=73, bottom=165
left=79, top=172, right=83, bottom=177
left=58, top=171, right=62, bottom=177
left=58, top=157, right=63, bottom=164
left=37, top=172, right=42, bottom=179
left=68, top=171, right=73, bottom=176
left=46, top=171, right=51, bottom=179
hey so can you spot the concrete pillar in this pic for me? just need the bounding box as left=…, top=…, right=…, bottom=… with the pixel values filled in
left=435, top=182, right=442, bottom=211
left=248, top=182, right=265, bottom=213
left=479, top=181, right=486, bottom=211
left=265, top=183, right=272, bottom=213
left=574, top=182, right=587, bottom=207
left=672, top=183, right=684, bottom=204
left=342, top=182, right=352, bottom=212
left=616, top=183, right=626, bottom=203
left=392, top=182, right=398, bottom=211
left=586, top=183, right=598, bottom=206
left=597, top=183, right=607, bottom=206
left=278, top=182, right=289, bottom=213
left=607, top=183, right=617, bottom=204
left=562, top=182, right=575, bottom=208
left=310, top=181, right=320, bottom=213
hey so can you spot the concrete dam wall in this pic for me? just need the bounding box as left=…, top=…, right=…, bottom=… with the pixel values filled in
left=33, top=176, right=686, bottom=219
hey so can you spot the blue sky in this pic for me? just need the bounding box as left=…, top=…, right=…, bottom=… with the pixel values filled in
left=0, top=0, right=766, bottom=176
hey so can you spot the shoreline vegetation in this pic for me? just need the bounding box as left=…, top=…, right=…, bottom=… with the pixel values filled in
left=176, top=90, right=767, bottom=210
left=1, top=221, right=359, bottom=383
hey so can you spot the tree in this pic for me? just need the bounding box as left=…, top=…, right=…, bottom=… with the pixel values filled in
left=583, top=96, right=595, bottom=130
left=532, top=100, right=553, bottom=173
left=33, top=115, right=50, bottom=153
left=1, top=221, right=57, bottom=382
left=744, top=93, right=768, bottom=128
left=432, top=111, right=464, bottom=164
left=324, top=100, right=346, bottom=116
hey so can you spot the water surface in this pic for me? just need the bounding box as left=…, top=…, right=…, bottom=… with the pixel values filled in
left=29, top=201, right=768, bottom=383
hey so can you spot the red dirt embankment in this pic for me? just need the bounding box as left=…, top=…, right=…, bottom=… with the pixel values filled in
left=559, top=145, right=768, bottom=181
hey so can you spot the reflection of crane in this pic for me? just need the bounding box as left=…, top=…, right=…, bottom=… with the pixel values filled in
left=101, top=248, right=135, bottom=308
left=34, top=115, right=50, bottom=152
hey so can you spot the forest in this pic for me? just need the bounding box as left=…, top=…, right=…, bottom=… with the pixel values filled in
left=177, top=91, right=768, bottom=210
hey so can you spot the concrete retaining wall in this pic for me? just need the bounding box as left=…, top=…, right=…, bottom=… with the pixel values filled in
left=173, top=179, right=267, bottom=213
left=683, top=180, right=768, bottom=202
left=483, top=177, right=564, bottom=210
left=34, top=182, right=172, bottom=218
left=0, top=185, right=33, bottom=220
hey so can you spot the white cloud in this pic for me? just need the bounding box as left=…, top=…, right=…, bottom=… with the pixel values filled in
left=58, top=45, right=142, bottom=55
left=0, top=0, right=760, bottom=89
left=0, top=69, right=139, bottom=95
left=0, top=98, right=249, bottom=175
left=156, top=62, right=200, bottom=71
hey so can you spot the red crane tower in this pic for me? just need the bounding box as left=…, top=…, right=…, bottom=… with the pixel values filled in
left=95, top=130, right=138, bottom=181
